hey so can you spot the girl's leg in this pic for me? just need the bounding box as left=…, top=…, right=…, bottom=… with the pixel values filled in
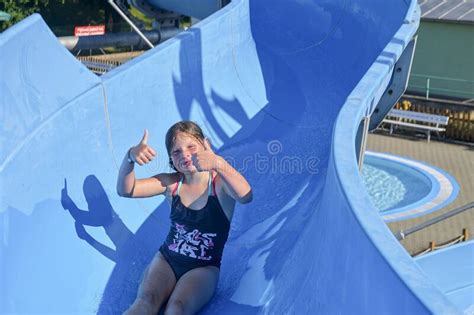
left=164, top=266, right=219, bottom=315
left=124, top=252, right=177, bottom=315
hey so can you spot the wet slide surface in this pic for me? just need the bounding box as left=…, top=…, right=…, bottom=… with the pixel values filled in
left=0, top=0, right=461, bottom=314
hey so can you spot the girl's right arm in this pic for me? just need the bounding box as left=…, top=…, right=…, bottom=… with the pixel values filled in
left=116, top=130, right=169, bottom=198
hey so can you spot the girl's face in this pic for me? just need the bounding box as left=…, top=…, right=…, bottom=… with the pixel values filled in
left=170, top=132, right=205, bottom=173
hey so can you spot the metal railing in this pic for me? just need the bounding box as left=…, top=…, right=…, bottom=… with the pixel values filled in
left=395, top=201, right=474, bottom=241
left=107, top=0, right=154, bottom=49
left=76, top=52, right=145, bottom=75
left=408, top=73, right=474, bottom=100
left=79, top=60, right=118, bottom=75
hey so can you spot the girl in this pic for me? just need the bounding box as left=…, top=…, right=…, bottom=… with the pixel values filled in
left=118, top=121, right=252, bottom=315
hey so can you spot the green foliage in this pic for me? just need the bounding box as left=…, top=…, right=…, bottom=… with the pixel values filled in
left=0, top=1, right=183, bottom=36
left=0, top=0, right=108, bottom=34
left=0, top=0, right=48, bottom=31
left=129, top=6, right=153, bottom=29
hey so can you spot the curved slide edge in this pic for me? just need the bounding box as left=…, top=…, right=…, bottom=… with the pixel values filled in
left=332, top=2, right=460, bottom=314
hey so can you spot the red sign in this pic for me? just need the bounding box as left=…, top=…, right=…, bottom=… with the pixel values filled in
left=74, top=25, right=106, bottom=37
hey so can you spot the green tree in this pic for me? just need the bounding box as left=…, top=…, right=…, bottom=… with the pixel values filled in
left=0, top=0, right=48, bottom=31
left=1, top=1, right=162, bottom=35
left=0, top=1, right=109, bottom=35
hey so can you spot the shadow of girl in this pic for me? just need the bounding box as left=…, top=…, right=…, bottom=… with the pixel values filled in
left=60, top=175, right=170, bottom=314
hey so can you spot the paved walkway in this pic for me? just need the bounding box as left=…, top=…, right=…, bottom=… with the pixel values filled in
left=366, top=132, right=474, bottom=255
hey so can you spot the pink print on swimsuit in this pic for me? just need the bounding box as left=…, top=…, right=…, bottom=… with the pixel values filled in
left=168, top=223, right=216, bottom=260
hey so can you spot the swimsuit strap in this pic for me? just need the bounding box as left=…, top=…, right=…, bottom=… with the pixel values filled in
left=176, top=174, right=184, bottom=196
left=171, top=177, right=179, bottom=197
left=211, top=172, right=217, bottom=196
left=174, top=172, right=212, bottom=197
left=207, top=171, right=213, bottom=196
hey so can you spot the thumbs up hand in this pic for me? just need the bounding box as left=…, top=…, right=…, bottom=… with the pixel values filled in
left=191, top=138, right=222, bottom=172
left=129, top=129, right=157, bottom=166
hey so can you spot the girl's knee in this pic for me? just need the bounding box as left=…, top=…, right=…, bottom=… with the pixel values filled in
left=124, top=297, right=159, bottom=315
left=164, top=299, right=188, bottom=315
left=138, top=290, right=164, bottom=308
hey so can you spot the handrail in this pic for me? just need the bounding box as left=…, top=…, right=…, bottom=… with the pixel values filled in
left=408, top=84, right=474, bottom=97
left=408, top=73, right=474, bottom=99
left=411, top=73, right=474, bottom=84
left=107, top=0, right=154, bottom=49
left=396, top=201, right=474, bottom=240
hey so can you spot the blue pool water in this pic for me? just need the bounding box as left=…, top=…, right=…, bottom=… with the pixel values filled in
left=361, top=152, right=459, bottom=222
left=362, top=155, right=432, bottom=213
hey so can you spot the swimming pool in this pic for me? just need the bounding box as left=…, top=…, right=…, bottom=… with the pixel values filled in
left=362, top=151, right=459, bottom=222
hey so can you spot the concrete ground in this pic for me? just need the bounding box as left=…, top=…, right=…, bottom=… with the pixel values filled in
left=366, top=131, right=474, bottom=255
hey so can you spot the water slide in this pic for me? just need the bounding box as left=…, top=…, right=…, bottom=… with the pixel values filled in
left=0, top=0, right=462, bottom=314
left=416, top=240, right=474, bottom=314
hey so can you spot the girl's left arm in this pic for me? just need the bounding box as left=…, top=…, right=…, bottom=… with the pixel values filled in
left=215, top=156, right=253, bottom=204
left=193, top=139, right=252, bottom=204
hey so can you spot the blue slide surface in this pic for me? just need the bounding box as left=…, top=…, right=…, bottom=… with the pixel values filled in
left=0, top=0, right=462, bottom=314
left=416, top=240, right=474, bottom=312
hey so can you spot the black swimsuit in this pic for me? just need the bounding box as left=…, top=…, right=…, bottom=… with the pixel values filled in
left=159, top=172, right=231, bottom=280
